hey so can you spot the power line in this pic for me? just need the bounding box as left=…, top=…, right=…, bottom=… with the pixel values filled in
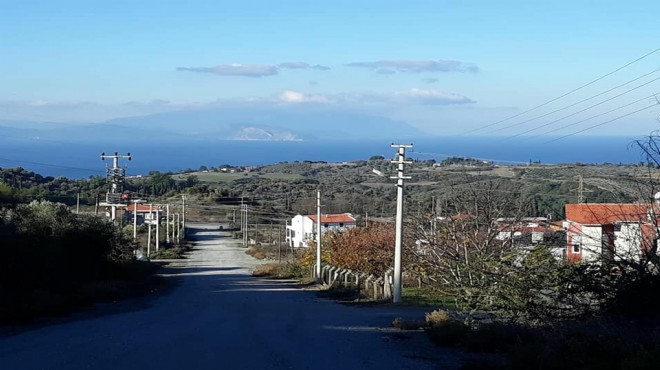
left=531, top=93, right=658, bottom=138
left=0, top=157, right=105, bottom=174
left=488, top=69, right=660, bottom=137
left=411, top=151, right=533, bottom=165
left=463, top=47, right=660, bottom=135
left=543, top=103, right=659, bottom=144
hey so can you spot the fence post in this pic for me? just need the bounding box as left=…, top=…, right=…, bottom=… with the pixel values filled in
left=384, top=270, right=391, bottom=299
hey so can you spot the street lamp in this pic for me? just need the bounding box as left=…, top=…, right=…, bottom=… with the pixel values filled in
left=373, top=143, right=413, bottom=303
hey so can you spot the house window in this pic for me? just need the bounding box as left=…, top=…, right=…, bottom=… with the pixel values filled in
left=573, top=244, right=581, bottom=253
left=339, top=223, right=344, bottom=227
left=324, top=223, right=328, bottom=228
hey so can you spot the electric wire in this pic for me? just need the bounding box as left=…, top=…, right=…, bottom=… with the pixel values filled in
left=543, top=104, right=659, bottom=144
left=487, top=69, right=660, bottom=137
left=0, top=156, right=105, bottom=174
left=463, top=47, right=660, bottom=135
left=530, top=93, right=658, bottom=138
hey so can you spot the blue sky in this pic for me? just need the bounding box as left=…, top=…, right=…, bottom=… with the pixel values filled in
left=0, top=0, right=658, bottom=136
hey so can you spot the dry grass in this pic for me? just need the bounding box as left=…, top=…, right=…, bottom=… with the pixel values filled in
left=425, top=309, right=453, bottom=328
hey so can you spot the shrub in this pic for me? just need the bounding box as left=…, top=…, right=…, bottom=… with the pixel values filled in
left=392, top=317, right=425, bottom=330
left=425, top=309, right=452, bottom=327
left=425, top=320, right=469, bottom=346
left=463, top=322, right=539, bottom=353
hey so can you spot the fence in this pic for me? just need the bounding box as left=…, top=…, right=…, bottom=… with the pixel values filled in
left=312, top=264, right=394, bottom=301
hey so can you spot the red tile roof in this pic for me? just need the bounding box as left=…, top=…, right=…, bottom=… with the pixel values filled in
left=565, top=203, right=653, bottom=225
left=308, top=213, right=356, bottom=224
left=126, top=204, right=157, bottom=212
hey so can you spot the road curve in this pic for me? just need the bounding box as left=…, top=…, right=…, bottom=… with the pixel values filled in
left=0, top=222, right=449, bottom=370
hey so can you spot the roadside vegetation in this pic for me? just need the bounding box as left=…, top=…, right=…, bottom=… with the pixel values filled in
left=3, top=139, right=660, bottom=367
left=0, top=200, right=161, bottom=324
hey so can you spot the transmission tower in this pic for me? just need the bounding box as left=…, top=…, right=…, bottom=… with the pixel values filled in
left=100, top=152, right=131, bottom=220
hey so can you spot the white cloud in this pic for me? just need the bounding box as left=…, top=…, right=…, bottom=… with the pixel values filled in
left=394, top=88, right=475, bottom=105
left=277, top=90, right=331, bottom=104
left=346, top=59, right=479, bottom=74
left=177, top=64, right=279, bottom=78
left=278, top=62, right=330, bottom=71
left=177, top=61, right=330, bottom=78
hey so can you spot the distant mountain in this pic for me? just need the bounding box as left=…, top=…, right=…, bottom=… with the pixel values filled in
left=0, top=107, right=425, bottom=142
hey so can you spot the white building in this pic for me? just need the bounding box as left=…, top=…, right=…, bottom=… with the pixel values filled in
left=286, top=213, right=357, bottom=248
left=564, top=203, right=656, bottom=263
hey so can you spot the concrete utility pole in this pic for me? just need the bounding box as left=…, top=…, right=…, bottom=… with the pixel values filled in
left=155, top=208, right=160, bottom=252
left=391, top=143, right=413, bottom=304
left=166, top=204, right=170, bottom=244
left=100, top=152, right=131, bottom=220
left=575, top=175, right=591, bottom=203
left=176, top=213, right=181, bottom=243
left=147, top=204, right=153, bottom=257
left=244, top=203, right=249, bottom=246
left=132, top=201, right=138, bottom=240
left=182, top=194, right=186, bottom=238
left=240, top=199, right=249, bottom=247
left=316, top=190, right=322, bottom=281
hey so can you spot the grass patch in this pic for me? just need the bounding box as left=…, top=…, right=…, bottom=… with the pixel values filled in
left=149, top=244, right=190, bottom=260
left=252, top=262, right=305, bottom=279
left=245, top=245, right=291, bottom=261
left=403, top=287, right=457, bottom=308
left=423, top=315, right=660, bottom=370
left=317, top=286, right=364, bottom=301
left=392, top=316, right=426, bottom=330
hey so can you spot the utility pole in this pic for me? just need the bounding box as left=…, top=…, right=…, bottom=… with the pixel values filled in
left=132, top=200, right=138, bottom=241
left=147, top=204, right=153, bottom=257
left=171, top=209, right=176, bottom=243
left=155, top=208, right=160, bottom=252
left=176, top=213, right=180, bottom=243
left=575, top=175, right=591, bottom=203
left=316, top=190, right=322, bottom=281
left=182, top=194, right=186, bottom=238
left=166, top=204, right=170, bottom=244
left=391, top=143, right=413, bottom=304
left=76, top=192, right=80, bottom=214
left=244, top=203, right=249, bottom=246
left=100, top=152, right=131, bottom=221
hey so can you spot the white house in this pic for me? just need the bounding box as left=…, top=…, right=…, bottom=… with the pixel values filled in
left=564, top=203, right=657, bottom=263
left=286, top=213, right=357, bottom=248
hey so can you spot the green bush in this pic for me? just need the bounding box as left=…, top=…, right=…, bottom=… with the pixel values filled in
left=463, top=322, right=539, bottom=354
left=425, top=320, right=469, bottom=346
left=0, top=201, right=155, bottom=324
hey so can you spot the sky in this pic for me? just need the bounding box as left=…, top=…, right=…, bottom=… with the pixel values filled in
left=0, top=0, right=659, bottom=136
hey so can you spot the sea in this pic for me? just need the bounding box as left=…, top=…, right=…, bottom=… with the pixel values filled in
left=0, top=135, right=652, bottom=178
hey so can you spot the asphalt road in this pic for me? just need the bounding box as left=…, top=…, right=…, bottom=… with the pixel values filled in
left=0, top=222, right=453, bottom=370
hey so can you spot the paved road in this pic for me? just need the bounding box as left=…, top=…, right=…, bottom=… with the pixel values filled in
left=1, top=222, right=452, bottom=370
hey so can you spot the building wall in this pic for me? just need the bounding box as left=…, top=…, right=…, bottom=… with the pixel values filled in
left=614, top=223, right=644, bottom=261
left=285, top=215, right=357, bottom=248
left=581, top=225, right=603, bottom=262
left=286, top=215, right=314, bottom=248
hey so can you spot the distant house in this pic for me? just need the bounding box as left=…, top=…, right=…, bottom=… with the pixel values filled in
left=286, top=213, right=357, bottom=248
left=495, top=217, right=566, bottom=259
left=126, top=203, right=161, bottom=225
left=564, top=203, right=657, bottom=263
